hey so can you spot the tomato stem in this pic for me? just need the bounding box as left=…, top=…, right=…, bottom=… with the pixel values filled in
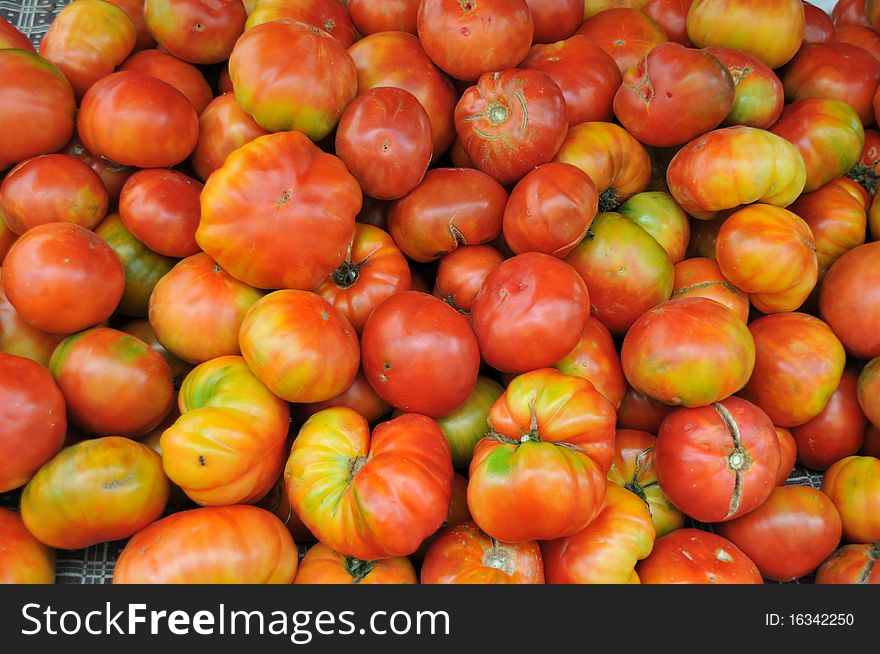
left=332, top=256, right=370, bottom=289
left=344, top=556, right=376, bottom=583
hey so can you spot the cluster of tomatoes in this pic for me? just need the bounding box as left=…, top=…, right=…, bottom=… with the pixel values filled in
left=1, top=0, right=880, bottom=586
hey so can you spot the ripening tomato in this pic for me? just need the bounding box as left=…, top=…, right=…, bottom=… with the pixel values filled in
left=1, top=222, right=124, bottom=334
left=106, top=0, right=155, bottom=51
left=617, top=192, right=690, bottom=265
left=705, top=47, right=784, bottom=129
left=119, top=49, right=213, bottom=113
left=468, top=369, right=615, bottom=543
left=21, top=437, right=169, bottom=550
left=78, top=71, right=199, bottom=168
left=361, top=292, right=480, bottom=417
left=0, top=50, right=76, bottom=172
left=144, top=0, right=245, bottom=64
left=821, top=455, right=880, bottom=543
left=335, top=88, right=433, bottom=200
left=666, top=126, right=806, bottom=219
left=348, top=0, right=419, bottom=35
left=816, top=543, right=880, bottom=584
left=0, top=154, right=108, bottom=234
left=819, top=242, right=880, bottom=359
left=622, top=297, right=755, bottom=407
left=455, top=69, right=568, bottom=186
left=149, top=253, right=263, bottom=364
left=553, top=122, right=652, bottom=211
left=0, top=15, right=35, bottom=50
left=617, top=386, right=675, bottom=432
left=0, top=507, right=54, bottom=584
left=40, top=0, right=136, bottom=100
left=435, top=376, right=504, bottom=470
left=644, top=0, right=692, bottom=45
left=286, top=409, right=453, bottom=560
left=687, top=0, right=804, bottom=69
left=295, top=543, right=417, bottom=584
left=198, top=131, right=360, bottom=291
left=417, top=0, right=534, bottom=82
left=636, top=529, right=763, bottom=584
left=503, top=163, right=598, bottom=258
left=0, top=354, right=66, bottom=493
left=717, top=485, right=843, bottom=582
left=60, top=138, right=134, bottom=205
left=555, top=317, right=627, bottom=409
left=576, top=8, right=668, bottom=75
left=433, top=245, right=504, bottom=315
left=230, top=19, right=356, bottom=140
left=246, top=0, right=357, bottom=48
left=119, top=319, right=191, bottom=383
left=114, top=505, right=298, bottom=583
left=654, top=397, right=781, bottom=522
left=672, top=258, right=749, bottom=322
left=859, top=358, right=880, bottom=428
left=421, top=521, right=544, bottom=584
left=0, top=278, right=63, bottom=367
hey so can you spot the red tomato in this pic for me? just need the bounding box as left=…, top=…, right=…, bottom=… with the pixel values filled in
left=555, top=317, right=627, bottom=409
left=636, top=528, right=763, bottom=584
left=802, top=1, right=835, bottom=43
left=335, top=88, right=433, bottom=201
left=672, top=257, right=749, bottom=322
left=0, top=15, right=35, bottom=51
left=348, top=0, right=419, bottom=35
left=40, top=0, right=136, bottom=100
left=422, top=521, right=544, bottom=584
left=387, top=168, right=507, bottom=263
left=654, top=397, right=781, bottom=522
left=471, top=253, right=590, bottom=373
left=197, top=131, right=360, bottom=291
left=643, top=0, right=692, bottom=45
left=520, top=36, right=622, bottom=125
left=240, top=290, right=360, bottom=404
left=144, top=0, right=245, bottom=64
left=190, top=93, right=269, bottom=182
left=149, top=253, right=264, bottom=364
left=576, top=8, right=667, bottom=75
left=119, top=49, right=212, bottom=113
left=0, top=50, right=76, bottom=172
left=361, top=291, right=480, bottom=417
left=0, top=154, right=108, bottom=235
left=617, top=386, right=675, bottom=432
left=717, top=485, right=843, bottom=582
left=776, top=427, right=798, bottom=485
left=743, top=313, right=847, bottom=427
left=433, top=245, right=505, bottom=315
left=295, top=542, right=417, bottom=584
left=622, top=297, right=755, bottom=407
left=0, top=278, right=64, bottom=368
left=245, top=0, right=357, bottom=48
left=834, top=25, right=880, bottom=62
left=286, top=409, right=453, bottom=559
left=833, top=0, right=871, bottom=27
left=503, top=163, right=598, bottom=258
left=114, top=506, right=298, bottom=583
left=816, top=543, right=880, bottom=584
left=416, top=0, right=534, bottom=82
left=525, top=0, right=583, bottom=43
left=60, top=137, right=135, bottom=205
left=705, top=46, right=785, bottom=129
left=822, top=455, right=880, bottom=543
left=106, top=0, right=155, bottom=51
left=1, top=223, right=124, bottom=334
left=119, top=319, right=191, bottom=383
left=859, top=358, right=880, bottom=428
left=0, top=507, right=54, bottom=584
left=295, top=370, right=392, bottom=427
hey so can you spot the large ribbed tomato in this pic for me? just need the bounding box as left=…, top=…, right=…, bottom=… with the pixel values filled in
left=671, top=257, right=749, bottom=323
left=294, top=543, right=417, bottom=585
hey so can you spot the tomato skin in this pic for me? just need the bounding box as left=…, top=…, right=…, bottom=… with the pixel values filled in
left=0, top=354, right=66, bottom=493
left=349, top=32, right=458, bottom=157
left=801, top=1, right=835, bottom=44
left=94, top=213, right=176, bottom=318
left=1, top=223, right=124, bottom=335
left=520, top=36, right=622, bottom=126
left=717, top=485, right=843, bottom=582
left=21, top=437, right=169, bottom=550
left=387, top=168, right=506, bottom=263
left=644, top=0, right=692, bottom=45
left=577, top=8, right=668, bottom=75
left=503, top=163, right=598, bottom=258
left=687, top=0, right=804, bottom=69
left=114, top=505, right=298, bottom=584
left=819, top=242, right=880, bottom=359
left=335, top=88, right=433, bottom=201
left=230, top=19, right=356, bottom=140
left=705, top=46, right=784, bottom=129
left=198, top=131, right=360, bottom=291
left=859, top=358, right=880, bottom=428
left=0, top=280, right=63, bottom=368
left=455, top=69, right=568, bottom=186
left=672, top=257, right=749, bottom=323
left=565, top=212, right=674, bottom=336
left=835, top=0, right=871, bottom=27
left=149, top=253, right=263, bottom=365
left=286, top=409, right=453, bottom=560
left=120, top=49, right=213, bottom=113
left=417, top=0, right=534, bottom=82
left=295, top=543, right=417, bottom=584
left=106, top=0, right=155, bottom=51
left=144, top=0, right=246, bottom=64
left=666, top=126, right=806, bottom=219
left=816, top=543, right=880, bottom=584
left=636, top=528, right=763, bottom=584
left=0, top=50, right=76, bottom=172
left=0, top=15, right=35, bottom=51
left=78, top=71, right=199, bottom=168
left=617, top=387, right=674, bottom=433
left=775, top=427, right=797, bottom=485
left=655, top=397, right=781, bottom=522
left=348, top=0, right=419, bottom=35
left=553, top=122, right=652, bottom=212
left=0, top=507, right=54, bottom=584
left=240, top=290, right=360, bottom=404
left=742, top=313, right=846, bottom=427
left=834, top=25, right=880, bottom=62
left=608, top=429, right=684, bottom=537
left=864, top=424, right=880, bottom=457
left=433, top=245, right=504, bottom=315
left=618, top=191, right=690, bottom=265
left=361, top=291, right=481, bottom=417
left=60, top=138, right=135, bottom=205
left=822, top=455, right=880, bottom=543
left=471, top=253, right=590, bottom=374
left=436, top=376, right=505, bottom=470
left=119, top=319, right=191, bottom=383
left=555, top=317, right=627, bottom=409
left=422, top=521, right=544, bottom=584
left=246, top=0, right=357, bottom=48
left=40, top=0, right=136, bottom=101
left=868, top=0, right=880, bottom=32
left=295, top=370, right=392, bottom=427
left=525, top=0, right=583, bottom=43
left=0, top=154, right=109, bottom=235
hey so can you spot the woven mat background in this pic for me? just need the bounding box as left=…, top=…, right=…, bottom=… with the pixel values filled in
left=2, top=1, right=827, bottom=584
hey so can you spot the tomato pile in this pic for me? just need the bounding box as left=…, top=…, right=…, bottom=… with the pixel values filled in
left=1, top=0, right=880, bottom=586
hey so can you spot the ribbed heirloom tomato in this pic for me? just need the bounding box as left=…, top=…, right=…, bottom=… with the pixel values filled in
left=671, top=257, right=749, bottom=322
left=294, top=543, right=417, bottom=585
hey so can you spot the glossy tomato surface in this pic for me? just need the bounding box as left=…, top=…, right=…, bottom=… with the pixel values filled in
left=636, top=528, right=763, bottom=584
left=144, top=0, right=246, bottom=64
left=0, top=507, right=55, bottom=584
